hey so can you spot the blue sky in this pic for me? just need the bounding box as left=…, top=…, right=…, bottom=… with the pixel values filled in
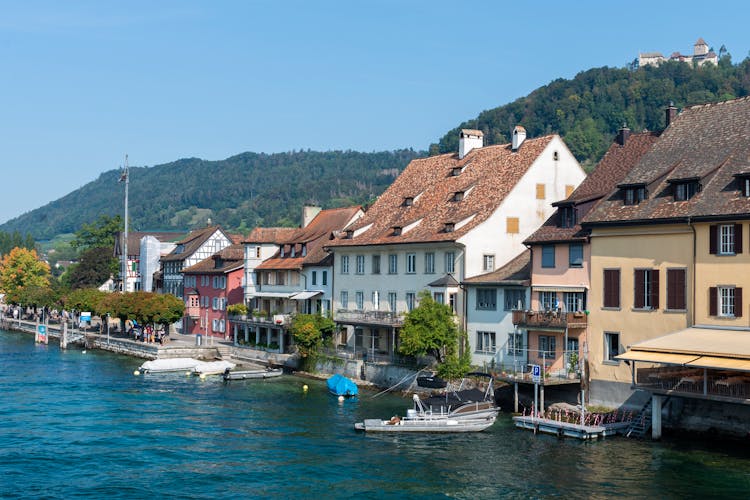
left=1, top=0, right=749, bottom=225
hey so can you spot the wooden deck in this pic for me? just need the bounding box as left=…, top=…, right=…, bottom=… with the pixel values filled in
left=513, top=416, right=628, bottom=440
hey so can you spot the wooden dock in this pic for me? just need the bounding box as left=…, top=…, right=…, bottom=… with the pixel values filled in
left=513, top=415, right=630, bottom=440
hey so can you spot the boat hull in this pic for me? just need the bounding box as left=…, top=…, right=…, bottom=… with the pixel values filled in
left=355, top=416, right=496, bottom=433
left=223, top=368, right=283, bottom=380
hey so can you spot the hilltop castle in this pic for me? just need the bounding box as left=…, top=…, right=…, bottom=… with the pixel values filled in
left=638, top=38, right=718, bottom=68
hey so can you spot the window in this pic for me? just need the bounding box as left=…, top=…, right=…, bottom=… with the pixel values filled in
left=388, top=292, right=397, bottom=312
left=356, top=255, right=365, bottom=274
left=322, top=271, right=328, bottom=286
left=340, top=291, right=349, bottom=309
left=445, top=252, right=455, bottom=274
left=449, top=293, right=457, bottom=313
left=372, top=255, right=380, bottom=274
left=392, top=226, right=402, bottom=236
left=559, top=206, right=576, bottom=228
left=388, top=254, right=398, bottom=274
left=540, top=291, right=556, bottom=311
left=568, top=243, right=583, bottom=268
left=212, top=297, right=226, bottom=310
left=673, top=180, right=699, bottom=201
left=433, top=292, right=444, bottom=304
left=425, top=252, right=435, bottom=274
left=355, top=291, right=364, bottom=310
left=212, top=276, right=226, bottom=289
left=564, top=292, right=585, bottom=312
left=541, top=245, right=555, bottom=268
left=275, top=271, right=285, bottom=286
left=406, top=253, right=416, bottom=274
left=476, top=288, right=497, bottom=310
left=403, top=197, right=414, bottom=206
left=604, top=332, right=620, bottom=362
left=184, top=276, right=196, bottom=288
left=201, top=296, right=209, bottom=307
left=742, top=177, right=750, bottom=197
left=341, top=255, right=349, bottom=274
left=710, top=286, right=743, bottom=317
left=406, top=292, right=416, bottom=312
left=451, top=167, right=462, bottom=176
left=538, top=336, right=556, bottom=357
left=710, top=224, right=742, bottom=255
left=482, top=254, right=495, bottom=272
left=506, top=217, right=519, bottom=234
left=372, top=291, right=380, bottom=310
left=453, top=191, right=464, bottom=202
left=634, top=269, right=659, bottom=310
left=311, top=271, right=317, bottom=286
left=507, top=332, right=523, bottom=356
left=504, top=289, right=526, bottom=311
left=212, top=319, right=226, bottom=333
left=200, top=275, right=209, bottom=287
left=444, top=223, right=455, bottom=233
left=476, top=331, right=496, bottom=353
left=666, top=269, right=687, bottom=310
left=536, top=183, right=545, bottom=200
left=188, top=295, right=199, bottom=307
left=603, top=269, right=621, bottom=308
left=623, top=186, right=646, bottom=205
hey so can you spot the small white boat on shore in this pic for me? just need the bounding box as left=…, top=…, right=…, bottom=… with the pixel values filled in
left=139, top=357, right=203, bottom=374
left=223, top=367, right=283, bottom=381
left=192, top=360, right=236, bottom=376
left=354, top=414, right=496, bottom=433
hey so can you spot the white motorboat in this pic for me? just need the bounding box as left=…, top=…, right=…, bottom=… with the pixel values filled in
left=192, top=360, right=236, bottom=376
left=414, top=372, right=500, bottom=420
left=223, top=367, right=283, bottom=381
left=138, top=357, right=203, bottom=373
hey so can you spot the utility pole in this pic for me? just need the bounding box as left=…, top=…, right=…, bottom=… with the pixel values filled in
left=119, top=155, right=129, bottom=292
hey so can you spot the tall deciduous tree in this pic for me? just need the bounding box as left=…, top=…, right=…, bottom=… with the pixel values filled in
left=65, top=246, right=119, bottom=289
left=0, top=247, right=51, bottom=303
left=71, top=215, right=122, bottom=251
left=398, top=290, right=458, bottom=363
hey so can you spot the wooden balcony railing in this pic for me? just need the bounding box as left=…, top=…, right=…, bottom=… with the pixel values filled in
left=512, top=310, right=588, bottom=329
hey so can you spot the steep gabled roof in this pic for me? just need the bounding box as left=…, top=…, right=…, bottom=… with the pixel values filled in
left=328, top=136, right=556, bottom=247
left=242, top=227, right=297, bottom=244
left=256, top=206, right=362, bottom=271
left=584, top=97, right=750, bottom=225
left=462, top=249, right=530, bottom=286
left=182, top=243, right=244, bottom=275
left=161, top=225, right=230, bottom=262
left=526, top=131, right=660, bottom=244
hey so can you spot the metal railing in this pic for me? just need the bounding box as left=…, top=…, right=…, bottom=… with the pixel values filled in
left=511, top=309, right=588, bottom=329
left=489, top=345, right=582, bottom=383
left=334, top=309, right=403, bottom=327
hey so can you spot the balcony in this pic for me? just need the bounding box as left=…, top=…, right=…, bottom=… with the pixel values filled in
left=334, top=309, right=403, bottom=327
left=187, top=305, right=201, bottom=320
left=512, top=310, right=588, bottom=329
left=635, top=366, right=750, bottom=403
left=490, top=347, right=582, bottom=386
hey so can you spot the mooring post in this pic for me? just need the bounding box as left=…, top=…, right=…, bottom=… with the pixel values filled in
left=651, top=394, right=662, bottom=440
left=514, top=382, right=519, bottom=413
left=61, top=321, right=68, bottom=349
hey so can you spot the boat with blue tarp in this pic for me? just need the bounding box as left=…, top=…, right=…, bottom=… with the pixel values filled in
left=327, top=374, right=358, bottom=397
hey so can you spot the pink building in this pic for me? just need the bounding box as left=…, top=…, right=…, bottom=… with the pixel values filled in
left=182, top=244, right=244, bottom=339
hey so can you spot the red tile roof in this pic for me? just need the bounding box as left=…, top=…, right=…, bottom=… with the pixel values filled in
left=256, top=206, right=362, bottom=270
left=584, top=97, right=750, bottom=225
left=462, top=249, right=531, bottom=285
left=182, top=243, right=244, bottom=274
left=242, top=227, right=297, bottom=244
left=328, top=136, right=556, bottom=247
left=526, top=131, right=660, bottom=244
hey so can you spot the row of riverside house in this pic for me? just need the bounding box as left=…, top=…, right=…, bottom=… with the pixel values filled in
left=123, top=97, right=750, bottom=434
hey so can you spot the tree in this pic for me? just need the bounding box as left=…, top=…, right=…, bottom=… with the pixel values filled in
left=290, top=313, right=336, bottom=370
left=65, top=246, right=119, bottom=289
left=63, top=288, right=110, bottom=315
left=398, top=290, right=458, bottom=364
left=0, top=247, right=51, bottom=304
left=71, top=215, right=123, bottom=251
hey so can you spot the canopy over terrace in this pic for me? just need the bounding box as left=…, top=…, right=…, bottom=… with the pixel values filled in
left=617, top=326, right=750, bottom=403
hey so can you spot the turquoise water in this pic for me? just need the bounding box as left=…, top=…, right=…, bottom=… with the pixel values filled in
left=2, top=329, right=750, bottom=499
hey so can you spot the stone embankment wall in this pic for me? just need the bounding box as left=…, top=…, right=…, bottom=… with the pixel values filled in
left=664, top=398, right=750, bottom=437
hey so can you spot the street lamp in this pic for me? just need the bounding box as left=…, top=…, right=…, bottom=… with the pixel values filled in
left=118, top=155, right=129, bottom=292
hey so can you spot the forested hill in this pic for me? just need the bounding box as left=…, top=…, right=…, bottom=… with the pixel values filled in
left=433, top=56, right=750, bottom=166
left=0, top=150, right=421, bottom=240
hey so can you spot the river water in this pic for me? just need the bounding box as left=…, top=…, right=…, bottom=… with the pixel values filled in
left=1, top=328, right=750, bottom=499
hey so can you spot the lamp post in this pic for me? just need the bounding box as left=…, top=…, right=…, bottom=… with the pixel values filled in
left=119, top=155, right=129, bottom=292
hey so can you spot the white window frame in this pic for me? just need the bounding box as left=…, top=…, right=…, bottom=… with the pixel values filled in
left=604, top=332, right=620, bottom=363
left=476, top=288, right=497, bottom=310
left=388, top=292, right=397, bottom=312
left=406, top=253, right=417, bottom=274
left=445, top=252, right=455, bottom=274
left=388, top=254, right=398, bottom=274
left=340, top=291, right=349, bottom=309
left=719, top=286, right=736, bottom=317
left=356, top=255, right=365, bottom=274
left=425, top=252, right=435, bottom=274
left=405, top=292, right=416, bottom=312
left=719, top=224, right=735, bottom=255
left=482, top=254, right=495, bottom=272
left=476, top=331, right=496, bottom=353
left=507, top=332, right=523, bottom=356
left=355, top=291, right=364, bottom=310
left=341, top=255, right=349, bottom=274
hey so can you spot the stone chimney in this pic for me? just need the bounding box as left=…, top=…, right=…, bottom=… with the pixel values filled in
left=458, top=129, right=483, bottom=159
left=617, top=124, right=631, bottom=146
left=511, top=125, right=527, bottom=151
left=665, top=102, right=677, bottom=128
left=302, top=205, right=321, bottom=228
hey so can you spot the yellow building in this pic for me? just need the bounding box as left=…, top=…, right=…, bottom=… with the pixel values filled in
left=583, top=97, right=750, bottom=408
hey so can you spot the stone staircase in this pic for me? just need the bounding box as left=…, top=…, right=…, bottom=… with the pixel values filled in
left=215, top=344, right=233, bottom=360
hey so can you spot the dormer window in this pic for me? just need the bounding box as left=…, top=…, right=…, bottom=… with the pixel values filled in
left=444, top=223, right=455, bottom=233
left=452, top=191, right=464, bottom=202
left=670, top=178, right=700, bottom=201
left=619, top=183, right=646, bottom=205
left=301, top=243, right=307, bottom=256
left=291, top=245, right=297, bottom=257
left=733, top=173, right=750, bottom=197
left=559, top=205, right=577, bottom=228
left=392, top=226, right=402, bottom=236
left=451, top=167, right=462, bottom=177
left=174, top=244, right=185, bottom=254
left=403, top=197, right=414, bottom=207
left=280, top=246, right=286, bottom=257
left=344, top=230, right=354, bottom=239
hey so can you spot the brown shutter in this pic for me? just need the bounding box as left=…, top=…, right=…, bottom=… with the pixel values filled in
left=735, top=224, right=743, bottom=254
left=634, top=270, right=645, bottom=309
left=676, top=269, right=686, bottom=309
left=736, top=288, right=743, bottom=317
left=709, top=287, right=718, bottom=316
left=651, top=269, right=660, bottom=310
left=613, top=269, right=620, bottom=308
left=709, top=225, right=718, bottom=254
left=604, top=269, right=620, bottom=308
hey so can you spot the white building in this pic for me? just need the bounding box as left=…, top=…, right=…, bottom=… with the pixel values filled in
left=327, top=128, right=586, bottom=361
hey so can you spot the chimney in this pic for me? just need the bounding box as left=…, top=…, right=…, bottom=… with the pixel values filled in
left=302, top=205, right=321, bottom=228
left=458, top=129, right=483, bottom=159
left=511, top=125, right=527, bottom=151
left=665, top=102, right=677, bottom=128
left=617, top=123, right=631, bottom=146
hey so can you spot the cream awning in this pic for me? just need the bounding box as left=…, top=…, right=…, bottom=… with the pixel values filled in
left=291, top=291, right=323, bottom=301
left=616, top=351, right=699, bottom=364
left=250, top=292, right=294, bottom=298
left=531, top=285, right=587, bottom=293
left=686, top=356, right=750, bottom=371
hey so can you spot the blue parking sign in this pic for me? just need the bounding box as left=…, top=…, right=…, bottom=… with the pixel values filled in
left=532, top=364, right=541, bottom=382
